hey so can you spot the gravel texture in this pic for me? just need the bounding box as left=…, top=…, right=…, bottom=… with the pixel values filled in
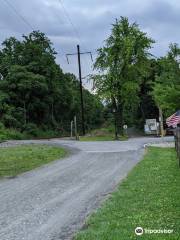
left=0, top=136, right=174, bottom=240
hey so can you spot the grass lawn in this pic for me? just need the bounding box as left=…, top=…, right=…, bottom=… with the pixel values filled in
left=80, top=126, right=128, bottom=142
left=0, top=144, right=67, bottom=178
left=75, top=147, right=180, bottom=240
left=80, top=136, right=128, bottom=141
left=80, top=136, right=115, bottom=141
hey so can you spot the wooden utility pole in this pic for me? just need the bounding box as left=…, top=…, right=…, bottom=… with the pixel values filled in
left=77, top=45, right=85, bottom=136
left=66, top=46, right=93, bottom=136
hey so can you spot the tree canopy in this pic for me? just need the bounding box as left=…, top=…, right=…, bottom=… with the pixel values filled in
left=0, top=31, right=104, bottom=136
left=93, top=17, right=155, bottom=134
left=153, top=44, right=180, bottom=117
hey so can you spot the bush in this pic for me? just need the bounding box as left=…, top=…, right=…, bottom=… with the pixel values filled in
left=89, top=125, right=115, bottom=136
left=0, top=122, right=5, bottom=130
left=0, top=124, right=61, bottom=142
left=0, top=128, right=24, bottom=141
left=23, top=123, right=39, bottom=137
left=2, top=114, right=20, bottom=128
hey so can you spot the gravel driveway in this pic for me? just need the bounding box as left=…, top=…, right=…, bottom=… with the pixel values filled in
left=0, top=137, right=173, bottom=240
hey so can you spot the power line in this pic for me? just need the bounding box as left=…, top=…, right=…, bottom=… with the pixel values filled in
left=58, top=0, right=81, bottom=44
left=57, top=0, right=92, bottom=77
left=57, top=0, right=88, bottom=52
left=3, top=0, right=34, bottom=31
left=3, top=0, right=68, bottom=64
left=57, top=0, right=94, bottom=72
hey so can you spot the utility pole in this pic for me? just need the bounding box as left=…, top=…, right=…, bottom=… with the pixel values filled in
left=66, top=45, right=93, bottom=136
left=77, top=45, right=85, bottom=135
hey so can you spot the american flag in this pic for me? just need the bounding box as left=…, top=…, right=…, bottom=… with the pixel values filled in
left=166, top=110, right=180, bottom=127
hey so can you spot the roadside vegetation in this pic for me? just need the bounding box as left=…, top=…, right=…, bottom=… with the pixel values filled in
left=80, top=126, right=128, bottom=141
left=0, top=144, right=67, bottom=177
left=75, top=147, right=180, bottom=240
left=80, top=136, right=115, bottom=141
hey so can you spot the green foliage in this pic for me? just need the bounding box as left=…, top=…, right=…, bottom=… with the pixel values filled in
left=93, top=17, right=154, bottom=134
left=152, top=44, right=180, bottom=117
left=0, top=127, right=24, bottom=141
left=0, top=31, right=104, bottom=137
left=0, top=122, right=5, bottom=129
left=22, top=123, right=39, bottom=137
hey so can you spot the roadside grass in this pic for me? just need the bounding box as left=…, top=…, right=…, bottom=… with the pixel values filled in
left=80, top=135, right=128, bottom=141
left=0, top=144, right=67, bottom=178
left=80, top=136, right=114, bottom=141
left=75, top=147, right=180, bottom=240
left=80, top=127, right=128, bottom=141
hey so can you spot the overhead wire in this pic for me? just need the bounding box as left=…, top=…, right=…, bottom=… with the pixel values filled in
left=2, top=0, right=68, bottom=63
left=2, top=0, right=93, bottom=71
left=57, top=0, right=82, bottom=46
left=57, top=0, right=91, bottom=68
left=3, top=0, right=34, bottom=31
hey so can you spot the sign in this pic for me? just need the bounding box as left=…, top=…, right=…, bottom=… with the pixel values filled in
left=146, top=119, right=157, bottom=131
left=145, top=119, right=158, bottom=134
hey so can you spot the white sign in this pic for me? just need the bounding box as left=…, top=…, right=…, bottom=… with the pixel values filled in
left=146, top=119, right=157, bottom=131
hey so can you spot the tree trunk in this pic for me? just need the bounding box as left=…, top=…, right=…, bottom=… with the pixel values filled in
left=116, top=102, right=124, bottom=136
left=112, top=98, right=124, bottom=138
left=158, top=106, right=164, bottom=137
left=116, top=112, right=123, bottom=135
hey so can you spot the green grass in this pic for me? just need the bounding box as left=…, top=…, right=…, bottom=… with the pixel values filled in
left=80, top=135, right=128, bottom=142
left=80, top=126, right=128, bottom=141
left=80, top=136, right=115, bottom=141
left=0, top=144, right=67, bottom=177
left=80, top=135, right=128, bottom=141
left=75, top=148, right=180, bottom=240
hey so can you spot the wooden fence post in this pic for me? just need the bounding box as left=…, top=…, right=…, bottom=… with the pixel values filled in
left=175, top=126, right=180, bottom=168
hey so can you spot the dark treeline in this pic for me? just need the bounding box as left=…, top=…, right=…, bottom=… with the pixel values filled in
left=0, top=31, right=104, bottom=137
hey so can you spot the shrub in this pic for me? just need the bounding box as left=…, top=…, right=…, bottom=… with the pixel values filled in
left=23, top=123, right=39, bottom=137
left=0, top=128, right=24, bottom=141
left=0, top=122, right=5, bottom=130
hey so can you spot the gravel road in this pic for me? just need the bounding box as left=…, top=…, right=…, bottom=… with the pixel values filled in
left=0, top=137, right=173, bottom=240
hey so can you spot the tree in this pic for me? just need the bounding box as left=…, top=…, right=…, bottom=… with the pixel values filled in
left=0, top=32, right=105, bottom=135
left=93, top=17, right=154, bottom=136
left=136, top=59, right=159, bottom=128
left=153, top=44, right=180, bottom=118
left=0, top=65, right=48, bottom=126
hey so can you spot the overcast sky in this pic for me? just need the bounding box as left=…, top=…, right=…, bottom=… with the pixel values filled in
left=0, top=0, right=180, bottom=88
